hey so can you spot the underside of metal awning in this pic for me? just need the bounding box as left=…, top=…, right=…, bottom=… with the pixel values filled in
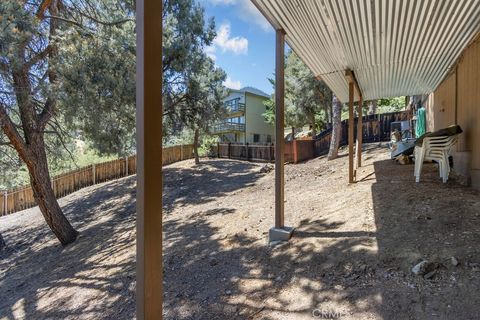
left=252, top=0, right=480, bottom=102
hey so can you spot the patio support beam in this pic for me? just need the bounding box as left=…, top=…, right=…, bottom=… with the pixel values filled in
left=136, top=0, right=163, bottom=319
left=345, top=69, right=363, bottom=183
left=357, top=95, right=363, bottom=168
left=345, top=70, right=362, bottom=100
left=275, top=29, right=285, bottom=229
left=269, top=29, right=293, bottom=242
left=347, top=81, right=355, bottom=183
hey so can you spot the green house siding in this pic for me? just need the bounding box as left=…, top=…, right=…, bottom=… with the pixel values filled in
left=244, top=93, right=274, bottom=143
left=216, top=89, right=274, bottom=143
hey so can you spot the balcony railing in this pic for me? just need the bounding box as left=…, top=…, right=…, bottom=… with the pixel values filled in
left=212, top=122, right=246, bottom=134
left=224, top=99, right=245, bottom=114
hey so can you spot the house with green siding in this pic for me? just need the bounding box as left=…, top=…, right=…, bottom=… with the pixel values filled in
left=213, top=87, right=274, bottom=143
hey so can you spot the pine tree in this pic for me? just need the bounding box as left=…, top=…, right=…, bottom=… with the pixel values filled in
left=262, top=51, right=332, bottom=136
left=0, top=0, right=134, bottom=245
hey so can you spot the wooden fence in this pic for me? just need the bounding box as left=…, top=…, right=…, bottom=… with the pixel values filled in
left=342, top=110, right=410, bottom=144
left=314, top=110, right=410, bottom=156
left=0, top=144, right=194, bottom=216
left=217, top=111, right=409, bottom=162
left=217, top=142, right=275, bottom=162
left=217, top=140, right=314, bottom=164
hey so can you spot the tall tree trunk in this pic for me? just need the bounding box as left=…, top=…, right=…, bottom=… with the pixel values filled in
left=368, top=100, right=377, bottom=115
left=1, top=107, right=78, bottom=246
left=329, top=102, right=333, bottom=128
left=328, top=95, right=342, bottom=160
left=193, top=128, right=200, bottom=164
left=0, top=0, right=78, bottom=245
left=28, top=135, right=78, bottom=245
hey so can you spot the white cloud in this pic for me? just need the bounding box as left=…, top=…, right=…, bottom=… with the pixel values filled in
left=214, top=23, right=248, bottom=55
left=223, top=76, right=242, bottom=90
left=208, top=0, right=272, bottom=32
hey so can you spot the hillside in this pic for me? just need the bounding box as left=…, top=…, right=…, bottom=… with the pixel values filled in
left=1, top=144, right=480, bottom=319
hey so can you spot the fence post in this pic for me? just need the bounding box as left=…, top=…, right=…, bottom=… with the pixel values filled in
left=2, top=191, right=7, bottom=216
left=246, top=143, right=249, bottom=161
left=125, top=156, right=129, bottom=176
left=180, top=144, right=183, bottom=161
left=293, top=139, right=298, bottom=164
left=217, top=142, right=220, bottom=158
left=92, top=164, right=96, bottom=185
left=270, top=143, right=274, bottom=163
left=228, top=142, right=231, bottom=159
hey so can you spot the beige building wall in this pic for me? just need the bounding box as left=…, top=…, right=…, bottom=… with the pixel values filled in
left=426, top=35, right=480, bottom=189
left=425, top=71, right=456, bottom=132
left=244, top=93, right=275, bottom=143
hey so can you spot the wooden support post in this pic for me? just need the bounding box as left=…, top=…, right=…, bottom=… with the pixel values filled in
left=357, top=96, right=363, bottom=168
left=246, top=143, right=249, bottom=161
left=217, top=142, right=220, bottom=158
left=275, top=29, right=285, bottom=229
left=345, top=69, right=363, bottom=183
left=180, top=144, right=183, bottom=161
left=348, top=81, right=355, bottom=183
left=92, top=164, right=96, bottom=185
left=136, top=0, right=163, bottom=318
left=125, top=156, right=129, bottom=176
left=228, top=142, right=231, bottom=159
left=293, top=139, right=298, bottom=164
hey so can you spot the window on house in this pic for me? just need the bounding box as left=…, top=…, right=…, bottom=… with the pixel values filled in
left=266, top=135, right=272, bottom=143
left=253, top=134, right=260, bottom=143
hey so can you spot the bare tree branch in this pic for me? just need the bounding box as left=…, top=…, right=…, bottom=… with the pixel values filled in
left=43, top=15, right=88, bottom=29
left=0, top=103, right=28, bottom=159
left=77, top=11, right=134, bottom=26
left=43, top=14, right=133, bottom=29
left=27, top=45, right=53, bottom=68
left=38, top=97, right=55, bottom=129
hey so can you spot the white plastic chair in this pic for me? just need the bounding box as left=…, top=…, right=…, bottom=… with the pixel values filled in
left=414, top=135, right=458, bottom=183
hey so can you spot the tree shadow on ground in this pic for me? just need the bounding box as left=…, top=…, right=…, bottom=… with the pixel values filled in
left=0, top=159, right=265, bottom=319
left=0, top=176, right=137, bottom=320
left=162, top=159, right=263, bottom=213
left=2, top=155, right=480, bottom=319
left=163, top=215, right=383, bottom=319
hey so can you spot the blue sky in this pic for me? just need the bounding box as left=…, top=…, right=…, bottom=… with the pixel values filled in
left=199, top=0, right=276, bottom=94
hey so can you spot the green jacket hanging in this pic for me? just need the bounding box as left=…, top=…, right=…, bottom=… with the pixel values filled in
left=416, top=107, right=426, bottom=138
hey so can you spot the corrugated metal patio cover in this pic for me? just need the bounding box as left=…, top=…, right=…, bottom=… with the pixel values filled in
left=252, top=0, right=480, bottom=102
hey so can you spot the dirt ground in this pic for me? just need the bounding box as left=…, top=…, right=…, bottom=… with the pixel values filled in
left=1, top=143, right=480, bottom=319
